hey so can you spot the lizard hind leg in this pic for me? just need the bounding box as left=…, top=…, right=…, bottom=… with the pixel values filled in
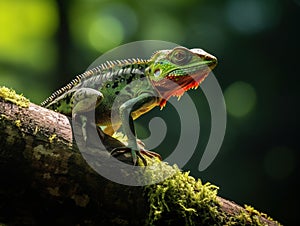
left=71, top=88, right=104, bottom=115
left=71, top=88, right=104, bottom=142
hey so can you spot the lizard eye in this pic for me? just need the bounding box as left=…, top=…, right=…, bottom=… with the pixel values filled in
left=169, top=48, right=192, bottom=65
left=154, top=69, right=161, bottom=77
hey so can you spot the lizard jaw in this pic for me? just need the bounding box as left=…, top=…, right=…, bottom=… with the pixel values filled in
left=153, top=68, right=211, bottom=108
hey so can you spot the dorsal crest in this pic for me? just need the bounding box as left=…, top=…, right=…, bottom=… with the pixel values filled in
left=41, top=58, right=147, bottom=107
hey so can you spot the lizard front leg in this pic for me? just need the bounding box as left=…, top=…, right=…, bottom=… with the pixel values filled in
left=72, top=89, right=160, bottom=165
left=111, top=93, right=161, bottom=165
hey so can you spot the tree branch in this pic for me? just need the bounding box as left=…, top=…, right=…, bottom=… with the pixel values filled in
left=0, top=90, right=281, bottom=225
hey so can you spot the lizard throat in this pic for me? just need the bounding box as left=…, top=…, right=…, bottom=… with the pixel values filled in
left=152, top=68, right=211, bottom=108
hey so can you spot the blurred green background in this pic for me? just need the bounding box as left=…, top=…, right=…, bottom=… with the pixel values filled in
left=0, top=0, right=299, bottom=225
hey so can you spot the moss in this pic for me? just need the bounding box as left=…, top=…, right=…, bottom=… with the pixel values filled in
left=47, top=186, right=60, bottom=197
left=33, top=126, right=39, bottom=135
left=143, top=159, right=280, bottom=226
left=231, top=209, right=262, bottom=225
left=15, top=119, right=22, bottom=128
left=227, top=205, right=282, bottom=226
left=144, top=160, right=222, bottom=226
left=244, top=205, right=268, bottom=225
left=244, top=205, right=276, bottom=223
left=71, top=193, right=90, bottom=207
left=0, top=114, right=9, bottom=121
left=0, top=86, right=30, bottom=108
left=31, top=144, right=61, bottom=161
left=48, top=134, right=57, bottom=143
left=227, top=205, right=267, bottom=226
left=43, top=173, right=51, bottom=179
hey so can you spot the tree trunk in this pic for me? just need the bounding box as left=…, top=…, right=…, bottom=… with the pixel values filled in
left=0, top=90, right=281, bottom=225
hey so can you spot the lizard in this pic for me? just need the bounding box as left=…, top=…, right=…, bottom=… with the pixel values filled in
left=41, top=46, right=217, bottom=165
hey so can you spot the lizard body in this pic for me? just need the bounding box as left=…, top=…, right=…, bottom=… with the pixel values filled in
left=41, top=47, right=217, bottom=165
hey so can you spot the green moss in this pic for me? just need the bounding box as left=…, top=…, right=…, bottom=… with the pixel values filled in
left=0, top=114, right=9, bottom=120
left=231, top=209, right=262, bottom=225
left=143, top=159, right=280, bottom=226
left=227, top=205, right=269, bottom=226
left=0, top=86, right=30, bottom=108
left=48, top=134, right=57, bottom=143
left=244, top=205, right=268, bottom=224
left=244, top=205, right=276, bottom=223
left=47, top=186, right=60, bottom=197
left=144, top=160, right=222, bottom=226
left=71, top=193, right=90, bottom=207
left=227, top=205, right=281, bottom=226
left=15, top=119, right=22, bottom=128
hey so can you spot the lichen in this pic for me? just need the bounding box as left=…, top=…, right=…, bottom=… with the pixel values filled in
left=144, top=161, right=222, bottom=226
left=0, top=86, right=30, bottom=108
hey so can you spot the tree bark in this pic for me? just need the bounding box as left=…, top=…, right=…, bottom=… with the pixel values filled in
left=0, top=98, right=281, bottom=225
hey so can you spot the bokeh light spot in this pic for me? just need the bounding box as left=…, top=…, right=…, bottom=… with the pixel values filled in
left=226, top=0, right=281, bottom=34
left=0, top=0, right=58, bottom=71
left=140, top=15, right=184, bottom=43
left=294, top=0, right=300, bottom=6
left=224, top=81, right=257, bottom=117
left=100, top=3, right=138, bottom=38
left=88, top=16, right=124, bottom=52
left=69, top=3, right=128, bottom=53
left=264, top=147, right=295, bottom=180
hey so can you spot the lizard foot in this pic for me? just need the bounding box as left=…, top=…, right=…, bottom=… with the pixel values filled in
left=140, top=149, right=162, bottom=160
left=111, top=147, right=147, bottom=166
left=136, top=139, right=162, bottom=160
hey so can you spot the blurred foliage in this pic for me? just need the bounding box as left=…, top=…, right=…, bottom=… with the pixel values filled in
left=0, top=0, right=299, bottom=225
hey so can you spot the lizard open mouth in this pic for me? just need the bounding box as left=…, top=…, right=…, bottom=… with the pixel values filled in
left=153, top=67, right=212, bottom=108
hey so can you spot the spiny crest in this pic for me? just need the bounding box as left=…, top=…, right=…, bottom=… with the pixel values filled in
left=150, top=48, right=171, bottom=59
left=41, top=58, right=148, bottom=107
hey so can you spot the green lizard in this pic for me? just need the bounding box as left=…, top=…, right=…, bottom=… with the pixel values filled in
left=41, top=46, right=217, bottom=165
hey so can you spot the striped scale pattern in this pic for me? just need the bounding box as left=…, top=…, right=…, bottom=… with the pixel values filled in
left=41, top=58, right=148, bottom=107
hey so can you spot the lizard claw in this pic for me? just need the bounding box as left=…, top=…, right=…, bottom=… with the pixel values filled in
left=136, top=139, right=162, bottom=160
left=110, top=147, right=148, bottom=166
left=140, top=149, right=162, bottom=160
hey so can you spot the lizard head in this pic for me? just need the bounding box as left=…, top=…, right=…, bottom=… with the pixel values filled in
left=146, top=46, right=217, bottom=108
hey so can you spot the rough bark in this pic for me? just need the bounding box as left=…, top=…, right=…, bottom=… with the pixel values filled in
left=0, top=98, right=280, bottom=225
